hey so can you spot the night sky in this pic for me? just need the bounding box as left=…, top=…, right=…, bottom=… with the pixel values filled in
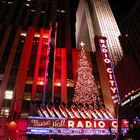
left=108, top=0, right=136, bottom=28
left=71, top=0, right=136, bottom=28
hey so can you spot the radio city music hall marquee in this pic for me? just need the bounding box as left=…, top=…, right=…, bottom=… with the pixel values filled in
left=98, top=36, right=120, bottom=104
left=26, top=117, right=128, bottom=135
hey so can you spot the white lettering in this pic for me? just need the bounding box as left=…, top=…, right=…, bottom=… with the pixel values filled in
left=101, top=44, right=106, bottom=48
left=109, top=74, right=113, bottom=80
left=104, top=58, right=110, bottom=63
left=86, top=121, right=92, bottom=128
left=77, top=121, right=84, bottom=128
left=100, top=38, right=120, bottom=104
left=102, top=48, right=107, bottom=53
left=100, top=39, right=105, bottom=44
left=112, top=121, right=117, bottom=128
left=130, top=92, right=140, bottom=101
left=110, top=87, right=117, bottom=94
left=104, top=53, right=108, bottom=58
left=98, top=121, right=105, bottom=128
left=94, top=121, right=97, bottom=128
left=107, top=68, right=112, bottom=73
left=121, top=99, right=130, bottom=106
left=68, top=121, right=74, bottom=128
left=109, top=80, right=115, bottom=86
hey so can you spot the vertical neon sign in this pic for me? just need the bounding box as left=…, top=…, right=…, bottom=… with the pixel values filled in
left=98, top=36, right=120, bottom=104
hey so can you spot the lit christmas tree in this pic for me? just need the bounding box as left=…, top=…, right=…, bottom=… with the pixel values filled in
left=73, top=42, right=102, bottom=108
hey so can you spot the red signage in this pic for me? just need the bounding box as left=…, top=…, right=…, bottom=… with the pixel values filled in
left=28, top=118, right=128, bottom=129
left=28, top=119, right=66, bottom=128
left=67, top=119, right=116, bottom=128
left=27, top=117, right=128, bottom=135
left=98, top=37, right=120, bottom=104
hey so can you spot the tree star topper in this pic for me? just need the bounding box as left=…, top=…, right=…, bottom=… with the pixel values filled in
left=80, top=41, right=85, bottom=47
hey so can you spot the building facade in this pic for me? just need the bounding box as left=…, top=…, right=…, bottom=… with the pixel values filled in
left=75, top=0, right=123, bottom=116
left=0, top=0, right=76, bottom=118
left=0, top=0, right=122, bottom=119
left=115, top=0, right=140, bottom=99
left=0, top=0, right=127, bottom=139
left=76, top=0, right=123, bottom=66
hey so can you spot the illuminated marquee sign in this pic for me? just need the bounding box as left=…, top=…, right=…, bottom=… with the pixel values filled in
left=121, top=91, right=140, bottom=107
left=28, top=118, right=66, bottom=128
left=98, top=36, right=120, bottom=104
left=27, top=117, right=128, bottom=135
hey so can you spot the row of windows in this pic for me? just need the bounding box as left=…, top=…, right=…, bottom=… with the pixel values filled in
left=0, top=0, right=66, bottom=28
left=95, top=3, right=123, bottom=65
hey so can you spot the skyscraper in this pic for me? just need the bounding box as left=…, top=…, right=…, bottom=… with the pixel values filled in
left=76, top=0, right=123, bottom=66
left=0, top=0, right=74, bottom=118
left=0, top=0, right=125, bottom=139
left=0, top=0, right=121, bottom=120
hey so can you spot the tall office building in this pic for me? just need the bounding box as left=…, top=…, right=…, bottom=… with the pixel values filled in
left=0, top=0, right=75, bottom=118
left=76, top=0, right=123, bottom=66
left=0, top=0, right=124, bottom=139
left=0, top=0, right=121, bottom=119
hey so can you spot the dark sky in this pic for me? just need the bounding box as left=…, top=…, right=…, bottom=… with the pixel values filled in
left=108, top=0, right=136, bottom=28
left=71, top=0, right=136, bottom=29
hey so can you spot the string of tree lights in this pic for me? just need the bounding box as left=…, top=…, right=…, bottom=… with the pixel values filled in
left=73, top=42, right=103, bottom=108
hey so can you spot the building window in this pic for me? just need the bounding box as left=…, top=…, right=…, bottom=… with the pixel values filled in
left=21, top=100, right=30, bottom=118
left=24, top=84, right=32, bottom=93
left=0, top=107, right=10, bottom=117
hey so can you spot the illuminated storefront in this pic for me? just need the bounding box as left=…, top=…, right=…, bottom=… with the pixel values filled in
left=16, top=35, right=122, bottom=139
left=94, top=36, right=120, bottom=116
left=118, top=88, right=140, bottom=139
left=15, top=117, right=128, bottom=140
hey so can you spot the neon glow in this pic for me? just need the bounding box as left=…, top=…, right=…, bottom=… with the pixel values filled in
left=27, top=127, right=127, bottom=135
left=40, top=105, right=49, bottom=118
left=83, top=108, right=92, bottom=119
left=65, top=106, right=75, bottom=118
left=28, top=117, right=128, bottom=129
left=89, top=108, right=99, bottom=119
left=77, top=106, right=87, bottom=119
left=67, top=119, right=118, bottom=128
left=99, top=38, right=120, bottom=104
left=46, top=105, right=56, bottom=118
left=27, top=117, right=128, bottom=135
left=71, top=105, right=81, bottom=118
left=52, top=106, right=62, bottom=118
left=59, top=105, right=68, bottom=118
left=4, top=90, right=13, bottom=99
left=121, top=91, right=140, bottom=107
